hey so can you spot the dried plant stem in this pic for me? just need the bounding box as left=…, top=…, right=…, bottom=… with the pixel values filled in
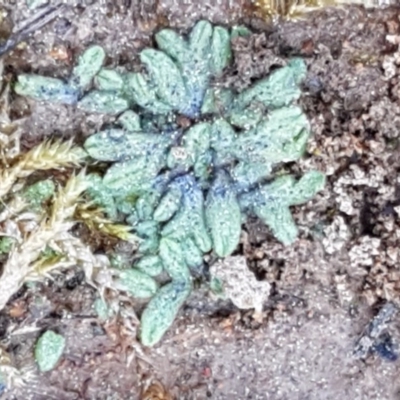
left=75, top=204, right=138, bottom=244
left=49, top=171, right=88, bottom=229
left=0, top=173, right=88, bottom=311
left=0, top=139, right=85, bottom=199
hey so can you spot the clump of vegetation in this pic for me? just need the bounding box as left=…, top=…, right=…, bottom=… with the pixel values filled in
left=14, top=21, right=325, bottom=347
left=0, top=138, right=134, bottom=311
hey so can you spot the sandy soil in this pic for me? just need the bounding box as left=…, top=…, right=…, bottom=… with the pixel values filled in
left=2, top=1, right=400, bottom=399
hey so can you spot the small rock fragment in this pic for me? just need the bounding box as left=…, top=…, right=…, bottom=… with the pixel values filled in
left=210, top=256, right=270, bottom=314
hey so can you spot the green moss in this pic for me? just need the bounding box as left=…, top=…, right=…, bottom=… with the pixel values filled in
left=0, top=237, right=14, bottom=255
left=35, top=331, right=65, bottom=372
left=23, top=180, right=55, bottom=211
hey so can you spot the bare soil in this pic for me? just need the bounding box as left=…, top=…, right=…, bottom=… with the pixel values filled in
left=3, top=1, right=400, bottom=399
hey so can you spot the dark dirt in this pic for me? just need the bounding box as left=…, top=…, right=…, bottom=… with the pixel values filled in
left=3, top=0, right=400, bottom=399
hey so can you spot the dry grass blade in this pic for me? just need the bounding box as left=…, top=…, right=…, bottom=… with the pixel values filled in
left=49, top=170, right=88, bottom=228
left=0, top=172, right=88, bottom=311
left=0, top=139, right=86, bottom=198
left=75, top=204, right=139, bottom=244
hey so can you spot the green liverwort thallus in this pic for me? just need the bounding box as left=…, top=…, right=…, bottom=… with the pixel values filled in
left=15, top=21, right=325, bottom=347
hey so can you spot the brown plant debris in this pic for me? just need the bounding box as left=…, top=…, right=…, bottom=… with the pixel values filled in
left=141, top=381, right=173, bottom=400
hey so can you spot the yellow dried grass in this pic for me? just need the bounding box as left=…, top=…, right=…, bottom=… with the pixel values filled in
left=0, top=172, right=88, bottom=311
left=0, top=139, right=85, bottom=199
left=75, top=203, right=139, bottom=244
